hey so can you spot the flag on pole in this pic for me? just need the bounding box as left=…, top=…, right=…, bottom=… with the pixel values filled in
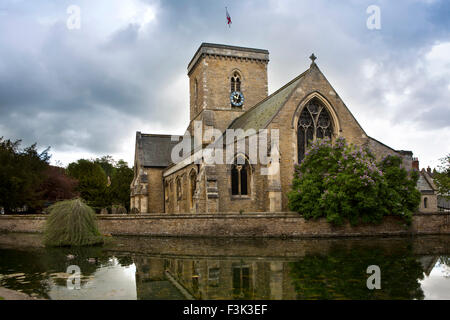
left=226, top=7, right=232, bottom=27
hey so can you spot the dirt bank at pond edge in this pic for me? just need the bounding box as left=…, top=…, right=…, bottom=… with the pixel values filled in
left=0, top=286, right=44, bottom=300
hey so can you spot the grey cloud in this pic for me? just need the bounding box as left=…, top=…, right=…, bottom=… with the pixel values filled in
left=103, top=23, right=140, bottom=50
left=0, top=0, right=449, bottom=165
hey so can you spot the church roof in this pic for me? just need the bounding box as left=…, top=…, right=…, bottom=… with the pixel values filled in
left=228, top=71, right=307, bottom=132
left=136, top=132, right=182, bottom=167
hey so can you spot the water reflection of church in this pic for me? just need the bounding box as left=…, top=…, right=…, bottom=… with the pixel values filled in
left=134, top=257, right=297, bottom=300
left=133, top=255, right=433, bottom=300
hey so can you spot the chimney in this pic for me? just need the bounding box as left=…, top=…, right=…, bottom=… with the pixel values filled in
left=412, top=157, right=419, bottom=171
left=427, top=166, right=432, bottom=175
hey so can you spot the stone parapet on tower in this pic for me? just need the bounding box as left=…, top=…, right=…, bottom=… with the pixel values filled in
left=188, top=43, right=269, bottom=75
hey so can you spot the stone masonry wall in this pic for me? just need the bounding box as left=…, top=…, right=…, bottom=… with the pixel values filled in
left=146, top=168, right=165, bottom=213
left=1, top=213, right=449, bottom=238
left=420, top=194, right=438, bottom=213
left=164, top=163, right=199, bottom=214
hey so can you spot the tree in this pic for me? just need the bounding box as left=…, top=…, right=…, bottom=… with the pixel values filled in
left=94, top=155, right=116, bottom=179
left=67, top=159, right=109, bottom=210
left=44, top=199, right=104, bottom=246
left=66, top=157, right=133, bottom=212
left=288, top=137, right=420, bottom=226
left=0, top=137, right=50, bottom=213
left=433, top=154, right=450, bottom=200
left=109, top=160, right=134, bottom=210
left=40, top=166, right=78, bottom=204
left=0, top=137, right=133, bottom=214
left=378, top=155, right=421, bottom=219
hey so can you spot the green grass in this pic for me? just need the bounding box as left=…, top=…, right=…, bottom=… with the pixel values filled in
left=44, top=199, right=104, bottom=247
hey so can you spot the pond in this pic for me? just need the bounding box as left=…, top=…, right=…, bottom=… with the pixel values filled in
left=0, top=233, right=449, bottom=300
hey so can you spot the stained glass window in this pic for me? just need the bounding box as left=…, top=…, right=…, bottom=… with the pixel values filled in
left=297, top=99, right=333, bottom=163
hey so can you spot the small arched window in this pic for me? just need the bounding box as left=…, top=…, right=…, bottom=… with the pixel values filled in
left=424, top=197, right=428, bottom=208
left=231, top=72, right=241, bottom=93
left=189, top=171, right=197, bottom=209
left=176, top=178, right=182, bottom=201
left=231, top=155, right=251, bottom=196
left=194, top=78, right=198, bottom=110
left=297, top=98, right=333, bottom=163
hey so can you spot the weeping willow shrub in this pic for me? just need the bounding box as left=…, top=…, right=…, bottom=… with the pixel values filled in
left=44, top=199, right=104, bottom=247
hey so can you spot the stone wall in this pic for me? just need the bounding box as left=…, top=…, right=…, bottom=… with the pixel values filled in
left=164, top=163, right=199, bottom=214
left=1, top=213, right=449, bottom=238
left=146, top=167, right=165, bottom=213
left=420, top=194, right=438, bottom=213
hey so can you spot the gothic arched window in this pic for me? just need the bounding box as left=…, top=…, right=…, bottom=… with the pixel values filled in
left=297, top=98, right=333, bottom=163
left=176, top=178, right=182, bottom=201
left=231, top=155, right=250, bottom=196
left=424, top=197, right=428, bottom=208
left=231, top=72, right=241, bottom=93
left=194, top=78, right=198, bottom=110
left=189, top=171, right=197, bottom=209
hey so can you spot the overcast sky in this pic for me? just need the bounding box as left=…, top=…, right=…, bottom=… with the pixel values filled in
left=0, top=0, right=449, bottom=169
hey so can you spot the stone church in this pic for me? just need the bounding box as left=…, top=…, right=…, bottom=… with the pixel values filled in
left=130, top=43, right=435, bottom=214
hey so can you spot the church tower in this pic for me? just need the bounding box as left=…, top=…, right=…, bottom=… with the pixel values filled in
left=187, top=43, right=269, bottom=134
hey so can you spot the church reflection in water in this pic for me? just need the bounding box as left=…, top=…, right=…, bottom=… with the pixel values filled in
left=132, top=241, right=441, bottom=300
left=134, top=257, right=299, bottom=300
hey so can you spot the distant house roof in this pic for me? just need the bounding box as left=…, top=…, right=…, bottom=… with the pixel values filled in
left=396, top=150, right=414, bottom=158
left=228, top=71, right=307, bottom=132
left=417, top=169, right=437, bottom=193
left=136, top=132, right=182, bottom=168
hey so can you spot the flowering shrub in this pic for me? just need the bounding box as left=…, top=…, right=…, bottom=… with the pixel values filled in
left=288, top=137, right=420, bottom=226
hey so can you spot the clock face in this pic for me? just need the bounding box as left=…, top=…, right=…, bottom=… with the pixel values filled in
left=230, top=91, right=244, bottom=107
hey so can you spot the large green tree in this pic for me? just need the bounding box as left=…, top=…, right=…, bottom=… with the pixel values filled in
left=67, top=159, right=109, bottom=209
left=0, top=137, right=51, bottom=212
left=94, top=156, right=133, bottom=209
left=109, top=159, right=134, bottom=210
left=67, top=157, right=133, bottom=211
left=94, top=155, right=116, bottom=178
left=378, top=155, right=421, bottom=218
left=288, top=137, right=420, bottom=225
left=0, top=137, right=132, bottom=214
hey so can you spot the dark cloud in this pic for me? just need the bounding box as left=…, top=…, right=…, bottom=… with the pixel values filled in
left=0, top=0, right=449, bottom=166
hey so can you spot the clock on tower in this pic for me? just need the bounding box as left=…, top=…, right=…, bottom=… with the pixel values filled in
left=230, top=91, right=244, bottom=107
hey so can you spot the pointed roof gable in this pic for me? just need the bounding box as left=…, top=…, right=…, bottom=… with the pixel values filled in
left=417, top=169, right=437, bottom=192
